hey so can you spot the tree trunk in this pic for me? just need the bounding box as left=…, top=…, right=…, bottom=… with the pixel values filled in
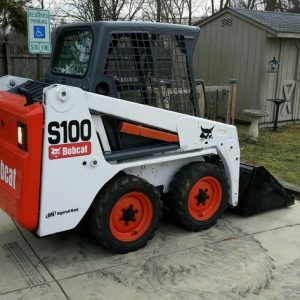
left=92, top=0, right=102, bottom=21
left=188, top=0, right=192, bottom=25
left=265, top=0, right=276, bottom=11
left=157, top=0, right=161, bottom=22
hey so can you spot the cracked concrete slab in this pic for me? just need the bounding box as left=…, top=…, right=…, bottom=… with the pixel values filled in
left=0, top=211, right=54, bottom=296
left=0, top=201, right=299, bottom=299
left=59, top=236, right=274, bottom=300
left=227, top=203, right=299, bottom=235
left=0, top=282, right=67, bottom=300
left=249, top=224, right=300, bottom=299
left=253, top=224, right=300, bottom=268
left=19, top=217, right=238, bottom=280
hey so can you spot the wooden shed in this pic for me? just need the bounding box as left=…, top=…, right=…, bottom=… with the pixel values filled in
left=194, top=8, right=300, bottom=123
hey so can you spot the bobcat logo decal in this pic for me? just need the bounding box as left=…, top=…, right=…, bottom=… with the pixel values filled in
left=200, top=126, right=214, bottom=141
left=51, top=147, right=61, bottom=158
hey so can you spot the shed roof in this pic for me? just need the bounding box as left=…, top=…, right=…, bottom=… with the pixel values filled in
left=233, top=8, right=300, bottom=33
left=195, top=8, right=300, bottom=38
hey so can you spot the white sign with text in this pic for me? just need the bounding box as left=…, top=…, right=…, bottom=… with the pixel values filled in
left=27, top=8, right=51, bottom=54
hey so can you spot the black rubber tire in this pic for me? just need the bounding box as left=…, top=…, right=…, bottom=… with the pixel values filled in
left=165, top=161, right=229, bottom=231
left=89, top=175, right=162, bottom=253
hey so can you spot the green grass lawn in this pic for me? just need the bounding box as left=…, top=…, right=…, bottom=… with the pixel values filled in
left=237, top=123, right=300, bottom=185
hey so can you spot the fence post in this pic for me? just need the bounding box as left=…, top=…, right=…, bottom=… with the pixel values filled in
left=226, top=86, right=232, bottom=124
left=1, top=43, right=6, bottom=75
left=36, top=54, right=43, bottom=80
left=3, top=36, right=11, bottom=75
left=196, top=80, right=206, bottom=118
left=230, top=79, right=237, bottom=124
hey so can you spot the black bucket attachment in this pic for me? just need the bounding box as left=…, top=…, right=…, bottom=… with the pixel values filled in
left=234, top=163, right=295, bottom=216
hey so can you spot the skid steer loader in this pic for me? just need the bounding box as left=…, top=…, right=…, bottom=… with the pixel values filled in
left=0, top=21, right=293, bottom=252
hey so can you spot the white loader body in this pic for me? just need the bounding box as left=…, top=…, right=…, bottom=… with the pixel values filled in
left=38, top=84, right=240, bottom=236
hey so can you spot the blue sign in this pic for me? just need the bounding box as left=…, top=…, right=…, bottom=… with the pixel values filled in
left=33, top=25, right=46, bottom=39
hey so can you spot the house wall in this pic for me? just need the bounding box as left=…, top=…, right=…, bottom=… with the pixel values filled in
left=193, top=12, right=268, bottom=121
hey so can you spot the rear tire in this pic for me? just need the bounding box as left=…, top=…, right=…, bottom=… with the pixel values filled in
left=166, top=161, right=228, bottom=231
left=89, top=175, right=162, bottom=253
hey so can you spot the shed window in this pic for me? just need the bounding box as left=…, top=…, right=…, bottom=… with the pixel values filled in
left=221, top=18, right=233, bottom=27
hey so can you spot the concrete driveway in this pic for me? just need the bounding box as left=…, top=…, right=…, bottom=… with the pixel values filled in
left=0, top=200, right=299, bottom=299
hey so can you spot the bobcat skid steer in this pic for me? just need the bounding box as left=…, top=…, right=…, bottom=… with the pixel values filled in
left=0, top=22, right=292, bottom=253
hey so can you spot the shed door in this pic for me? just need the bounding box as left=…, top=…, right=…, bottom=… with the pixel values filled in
left=276, top=40, right=299, bottom=121
left=279, top=80, right=295, bottom=121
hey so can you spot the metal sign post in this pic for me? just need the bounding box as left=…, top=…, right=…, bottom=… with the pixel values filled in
left=27, top=8, right=51, bottom=79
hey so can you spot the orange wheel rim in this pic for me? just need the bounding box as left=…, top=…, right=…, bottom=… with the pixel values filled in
left=188, top=176, right=222, bottom=221
left=109, top=192, right=153, bottom=242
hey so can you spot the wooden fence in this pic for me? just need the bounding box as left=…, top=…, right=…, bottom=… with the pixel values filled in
left=0, top=42, right=50, bottom=80
left=196, top=79, right=237, bottom=124
left=0, top=42, right=237, bottom=123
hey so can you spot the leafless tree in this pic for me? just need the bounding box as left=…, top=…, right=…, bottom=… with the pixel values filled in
left=56, top=0, right=145, bottom=22
left=141, top=0, right=204, bottom=24
left=187, top=0, right=208, bottom=24
left=56, top=0, right=94, bottom=21
left=284, top=0, right=300, bottom=13
left=210, top=0, right=231, bottom=14
left=229, top=0, right=300, bottom=12
left=103, top=0, right=145, bottom=20
left=229, top=0, right=261, bottom=9
left=263, top=0, right=300, bottom=12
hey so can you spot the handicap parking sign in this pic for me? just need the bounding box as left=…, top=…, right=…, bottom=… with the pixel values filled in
left=34, top=25, right=46, bottom=39
left=27, top=8, right=51, bottom=54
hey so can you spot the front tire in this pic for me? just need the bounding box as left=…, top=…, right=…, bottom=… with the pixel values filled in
left=89, top=175, right=162, bottom=253
left=166, top=161, right=228, bottom=231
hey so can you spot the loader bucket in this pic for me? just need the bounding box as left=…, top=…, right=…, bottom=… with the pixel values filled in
left=234, top=163, right=295, bottom=216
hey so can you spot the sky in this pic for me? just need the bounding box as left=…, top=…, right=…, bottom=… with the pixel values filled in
left=31, top=0, right=213, bottom=24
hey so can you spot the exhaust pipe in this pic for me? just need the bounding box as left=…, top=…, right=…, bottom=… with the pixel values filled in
left=234, top=163, right=295, bottom=216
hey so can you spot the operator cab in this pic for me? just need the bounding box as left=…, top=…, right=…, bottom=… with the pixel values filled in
left=47, top=21, right=200, bottom=116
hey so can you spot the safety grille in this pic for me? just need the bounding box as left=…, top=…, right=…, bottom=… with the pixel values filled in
left=104, top=32, right=196, bottom=115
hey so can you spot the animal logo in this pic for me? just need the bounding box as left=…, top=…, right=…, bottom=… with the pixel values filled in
left=200, top=126, right=214, bottom=141
left=51, top=147, right=61, bottom=157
